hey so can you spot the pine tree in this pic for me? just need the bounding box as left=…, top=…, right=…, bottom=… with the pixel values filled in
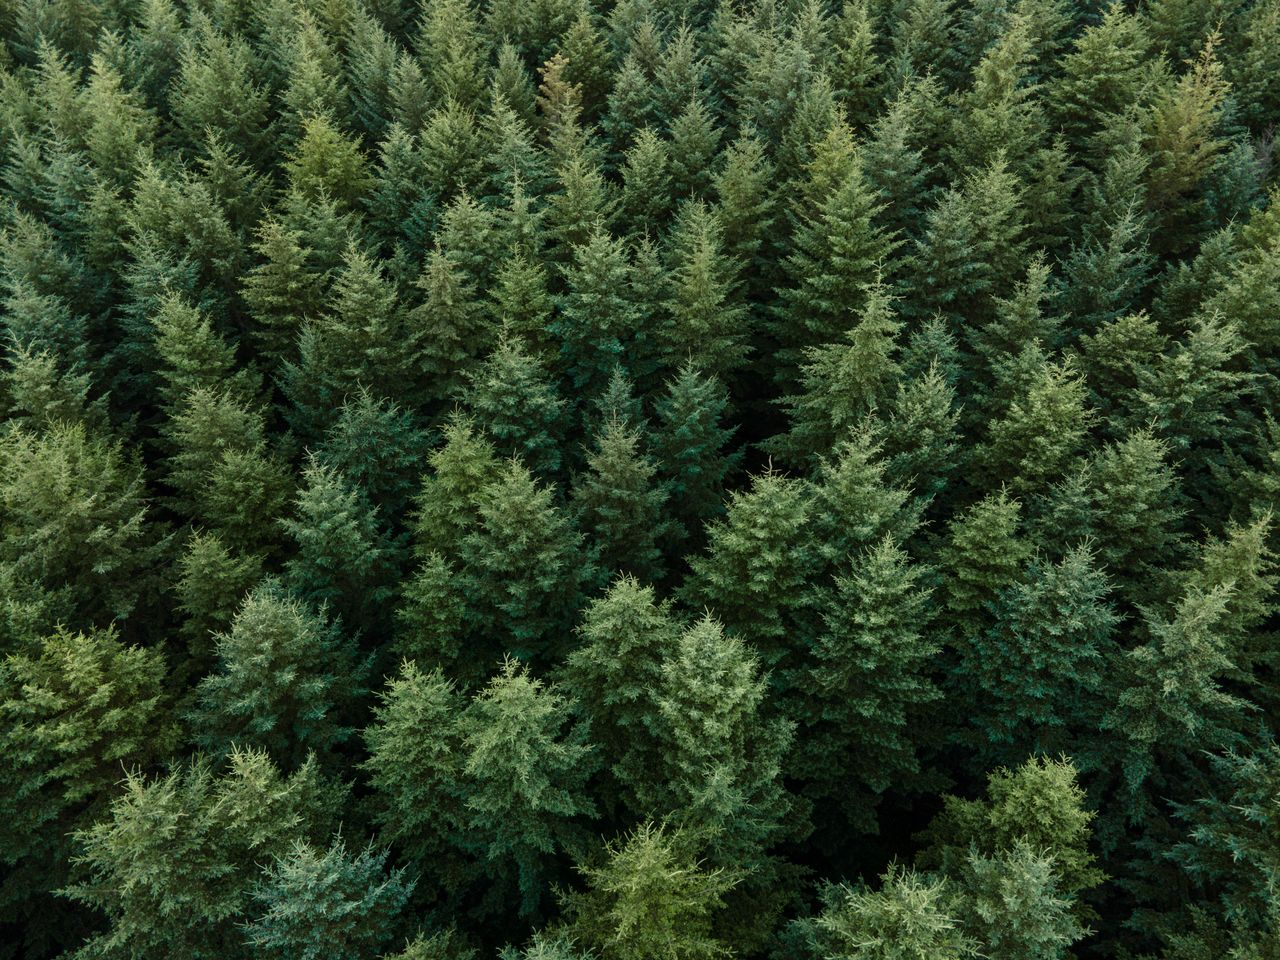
left=917, top=757, right=1104, bottom=913
left=244, top=839, right=414, bottom=960
left=409, top=415, right=501, bottom=563
left=667, top=98, right=722, bottom=201
left=940, top=490, right=1032, bottom=642
left=461, top=659, right=596, bottom=919
left=241, top=217, right=326, bottom=364
left=174, top=531, right=264, bottom=679
left=0, top=625, right=176, bottom=955
left=804, top=867, right=977, bottom=960
left=553, top=228, right=636, bottom=400
left=0, top=422, right=165, bottom=633
left=282, top=457, right=396, bottom=635
left=188, top=580, right=367, bottom=769
left=409, top=248, right=489, bottom=405
left=66, top=749, right=343, bottom=960
left=463, top=332, right=566, bottom=478
left=653, top=363, right=740, bottom=542
left=151, top=293, right=257, bottom=411
left=773, top=144, right=898, bottom=386
left=284, top=114, right=374, bottom=210
left=315, top=390, right=428, bottom=524
left=575, top=414, right=670, bottom=585
left=795, top=535, right=939, bottom=832
left=558, top=823, right=736, bottom=960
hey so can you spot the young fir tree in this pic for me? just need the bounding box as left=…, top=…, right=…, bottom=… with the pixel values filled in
left=0, top=422, right=165, bottom=634
left=361, top=662, right=473, bottom=910
left=557, top=822, right=737, bottom=960
left=574, top=414, right=671, bottom=586
left=66, top=749, right=342, bottom=960
left=794, top=535, right=940, bottom=833
left=0, top=625, right=177, bottom=955
left=314, top=389, right=429, bottom=524
left=244, top=838, right=414, bottom=960
left=563, top=576, right=681, bottom=813
left=916, top=756, right=1105, bottom=913
left=652, top=363, right=740, bottom=543
left=771, top=280, right=903, bottom=466
left=187, top=580, right=368, bottom=770
left=457, top=459, right=585, bottom=666
left=462, top=331, right=567, bottom=479
left=552, top=228, right=637, bottom=403
left=658, top=201, right=749, bottom=381
left=173, top=530, right=264, bottom=679
left=282, top=457, right=396, bottom=637
left=682, top=470, right=817, bottom=674
left=950, top=545, right=1118, bottom=771
left=460, top=659, right=597, bottom=920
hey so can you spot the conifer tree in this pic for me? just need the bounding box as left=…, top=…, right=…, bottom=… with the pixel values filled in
left=174, top=531, right=264, bottom=678
left=66, top=749, right=342, bottom=960
left=795, top=535, right=939, bottom=832
left=575, top=414, right=670, bottom=585
left=282, top=457, right=396, bottom=635
left=463, top=332, right=566, bottom=478
left=409, top=248, right=489, bottom=405
left=951, top=545, right=1118, bottom=770
left=461, top=659, right=596, bottom=919
left=0, top=625, right=176, bottom=954
left=553, top=228, right=636, bottom=401
left=315, top=390, right=428, bottom=524
left=659, top=201, right=749, bottom=380
left=563, top=577, right=680, bottom=812
left=362, top=662, right=472, bottom=902
left=804, top=867, right=977, bottom=960
left=0, top=422, right=164, bottom=632
left=244, top=839, right=414, bottom=960
left=558, top=823, right=736, bottom=960
left=940, top=490, right=1031, bottom=642
left=188, top=580, right=367, bottom=769
left=683, top=470, right=816, bottom=673
left=653, top=363, right=740, bottom=541
left=458, top=459, right=585, bottom=665
left=772, top=281, right=902, bottom=466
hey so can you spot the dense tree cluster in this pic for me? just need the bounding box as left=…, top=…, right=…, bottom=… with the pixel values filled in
left=0, top=0, right=1278, bottom=957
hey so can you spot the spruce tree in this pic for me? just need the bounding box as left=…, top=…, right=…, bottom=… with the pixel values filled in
left=188, top=581, right=367, bottom=769
left=66, top=749, right=343, bottom=960
left=462, top=332, right=566, bottom=478
left=558, top=823, right=736, bottom=960
left=552, top=228, right=636, bottom=401
left=795, top=535, right=940, bottom=832
left=244, top=839, right=414, bottom=960
left=461, top=659, right=596, bottom=919
left=0, top=625, right=176, bottom=954
left=574, top=414, right=671, bottom=585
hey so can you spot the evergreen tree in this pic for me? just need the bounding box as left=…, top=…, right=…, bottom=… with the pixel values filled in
left=683, top=470, right=816, bottom=673
left=552, top=229, right=636, bottom=401
left=458, top=459, right=585, bottom=665
left=0, top=422, right=165, bottom=633
left=66, top=750, right=343, bottom=960
left=558, top=823, right=736, bottom=960
left=0, top=625, right=176, bottom=955
left=652, top=363, right=740, bottom=542
left=462, top=332, right=566, bottom=478
left=563, top=577, right=680, bottom=812
left=282, top=457, right=396, bottom=635
left=461, top=659, right=596, bottom=919
left=795, top=535, right=940, bottom=832
left=244, top=839, right=414, bottom=960
left=575, top=414, right=670, bottom=585
left=174, top=531, right=264, bottom=678
left=188, top=581, right=367, bottom=769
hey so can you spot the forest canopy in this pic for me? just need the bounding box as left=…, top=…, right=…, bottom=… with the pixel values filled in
left=1, top=0, right=1279, bottom=957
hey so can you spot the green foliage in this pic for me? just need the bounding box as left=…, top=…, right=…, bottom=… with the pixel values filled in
left=66, top=749, right=343, bottom=960
left=559, top=822, right=736, bottom=960
left=188, top=580, right=368, bottom=769
left=244, top=838, right=414, bottom=960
